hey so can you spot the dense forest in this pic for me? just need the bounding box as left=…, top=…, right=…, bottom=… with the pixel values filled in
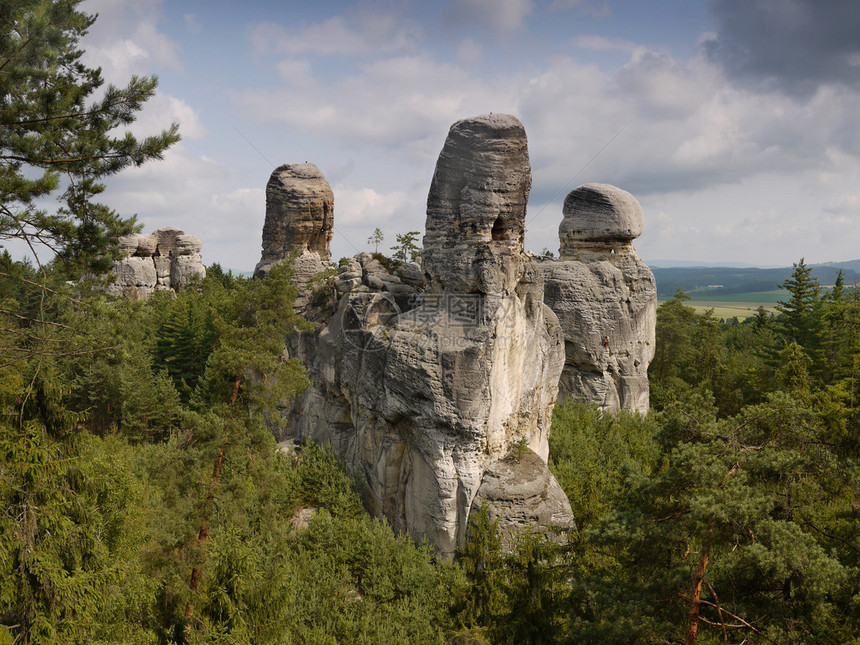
left=4, top=251, right=859, bottom=645
left=2, top=2, right=858, bottom=644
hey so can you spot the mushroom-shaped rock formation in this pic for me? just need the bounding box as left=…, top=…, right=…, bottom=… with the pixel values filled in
left=559, top=183, right=644, bottom=260
left=541, top=183, right=656, bottom=414
left=254, top=163, right=334, bottom=313
left=276, top=115, right=573, bottom=556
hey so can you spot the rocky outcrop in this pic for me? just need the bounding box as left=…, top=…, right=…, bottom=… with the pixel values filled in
left=106, top=227, right=205, bottom=299
left=276, top=115, right=573, bottom=555
left=423, top=113, right=528, bottom=295
left=472, top=449, right=575, bottom=548
left=541, top=184, right=656, bottom=414
left=254, top=163, right=334, bottom=314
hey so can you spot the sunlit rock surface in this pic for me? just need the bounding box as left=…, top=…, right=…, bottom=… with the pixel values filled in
left=274, top=115, right=573, bottom=555
left=541, top=183, right=657, bottom=414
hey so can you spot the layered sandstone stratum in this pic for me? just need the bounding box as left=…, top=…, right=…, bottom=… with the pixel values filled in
left=257, top=114, right=656, bottom=554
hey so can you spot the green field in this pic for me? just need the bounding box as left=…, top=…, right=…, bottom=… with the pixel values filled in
left=658, top=290, right=785, bottom=320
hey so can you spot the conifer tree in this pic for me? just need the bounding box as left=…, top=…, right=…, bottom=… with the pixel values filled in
left=776, top=258, right=823, bottom=354
left=821, top=270, right=852, bottom=383
left=0, top=0, right=179, bottom=273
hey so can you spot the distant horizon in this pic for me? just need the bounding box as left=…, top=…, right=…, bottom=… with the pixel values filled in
left=211, top=255, right=860, bottom=277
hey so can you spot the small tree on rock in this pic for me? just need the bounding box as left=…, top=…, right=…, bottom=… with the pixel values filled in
left=391, top=231, right=421, bottom=264
left=367, top=227, right=384, bottom=254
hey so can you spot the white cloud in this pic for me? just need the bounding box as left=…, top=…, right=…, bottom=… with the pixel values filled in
left=249, top=13, right=421, bottom=57
left=573, top=35, right=637, bottom=52
left=236, top=55, right=519, bottom=151
left=275, top=60, right=314, bottom=85
left=132, top=94, right=208, bottom=141
left=446, top=0, right=535, bottom=33
left=825, top=191, right=860, bottom=214
left=184, top=13, right=202, bottom=35
left=456, top=38, right=483, bottom=64
left=81, top=0, right=181, bottom=82
left=333, top=186, right=416, bottom=225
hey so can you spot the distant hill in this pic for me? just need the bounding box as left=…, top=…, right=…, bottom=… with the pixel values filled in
left=812, top=259, right=860, bottom=274
left=650, top=264, right=860, bottom=299
left=645, top=259, right=780, bottom=269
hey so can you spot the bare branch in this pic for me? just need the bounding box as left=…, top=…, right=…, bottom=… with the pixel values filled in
left=704, top=579, right=727, bottom=645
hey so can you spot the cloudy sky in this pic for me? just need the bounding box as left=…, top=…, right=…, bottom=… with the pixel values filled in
left=78, top=0, right=860, bottom=270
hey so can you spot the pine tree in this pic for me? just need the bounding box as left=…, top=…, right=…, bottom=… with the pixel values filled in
left=157, top=294, right=216, bottom=400
left=367, top=227, right=384, bottom=254
left=390, top=231, right=422, bottom=264
left=0, top=0, right=179, bottom=273
left=821, top=271, right=852, bottom=383
left=583, top=393, right=857, bottom=645
left=776, top=259, right=822, bottom=354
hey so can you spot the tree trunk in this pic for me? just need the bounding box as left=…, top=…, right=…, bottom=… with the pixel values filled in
left=684, top=546, right=710, bottom=645
left=183, top=445, right=225, bottom=641
left=231, top=373, right=241, bottom=404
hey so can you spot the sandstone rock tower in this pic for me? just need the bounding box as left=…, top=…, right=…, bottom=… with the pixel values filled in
left=541, top=183, right=657, bottom=414
left=278, top=115, right=573, bottom=555
left=254, top=163, right=334, bottom=312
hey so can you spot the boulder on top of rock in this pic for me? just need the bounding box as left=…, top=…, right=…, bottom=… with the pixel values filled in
left=174, top=234, right=203, bottom=256
left=559, top=183, right=644, bottom=260
left=154, top=226, right=185, bottom=257
left=542, top=183, right=656, bottom=414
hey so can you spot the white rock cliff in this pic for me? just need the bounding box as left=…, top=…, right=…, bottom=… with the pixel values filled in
left=268, top=115, right=574, bottom=555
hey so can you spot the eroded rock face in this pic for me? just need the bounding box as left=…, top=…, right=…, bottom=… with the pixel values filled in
left=541, top=183, right=656, bottom=414
left=106, top=227, right=205, bottom=299
left=423, top=114, right=529, bottom=295
left=278, top=115, right=573, bottom=555
left=254, top=163, right=335, bottom=314
left=472, top=449, right=575, bottom=548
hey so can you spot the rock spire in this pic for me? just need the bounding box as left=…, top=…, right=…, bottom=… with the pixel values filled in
left=275, top=115, right=573, bottom=555
left=541, top=183, right=656, bottom=413
left=254, top=162, right=335, bottom=313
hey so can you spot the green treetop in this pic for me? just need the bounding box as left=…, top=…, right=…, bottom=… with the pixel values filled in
left=776, top=258, right=822, bottom=351
left=0, top=0, right=179, bottom=274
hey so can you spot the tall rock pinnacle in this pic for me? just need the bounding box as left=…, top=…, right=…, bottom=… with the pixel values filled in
left=423, top=114, right=530, bottom=295
left=254, top=162, right=334, bottom=312
left=542, top=183, right=657, bottom=414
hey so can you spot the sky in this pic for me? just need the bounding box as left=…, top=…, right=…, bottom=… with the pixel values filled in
left=72, top=0, right=860, bottom=271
